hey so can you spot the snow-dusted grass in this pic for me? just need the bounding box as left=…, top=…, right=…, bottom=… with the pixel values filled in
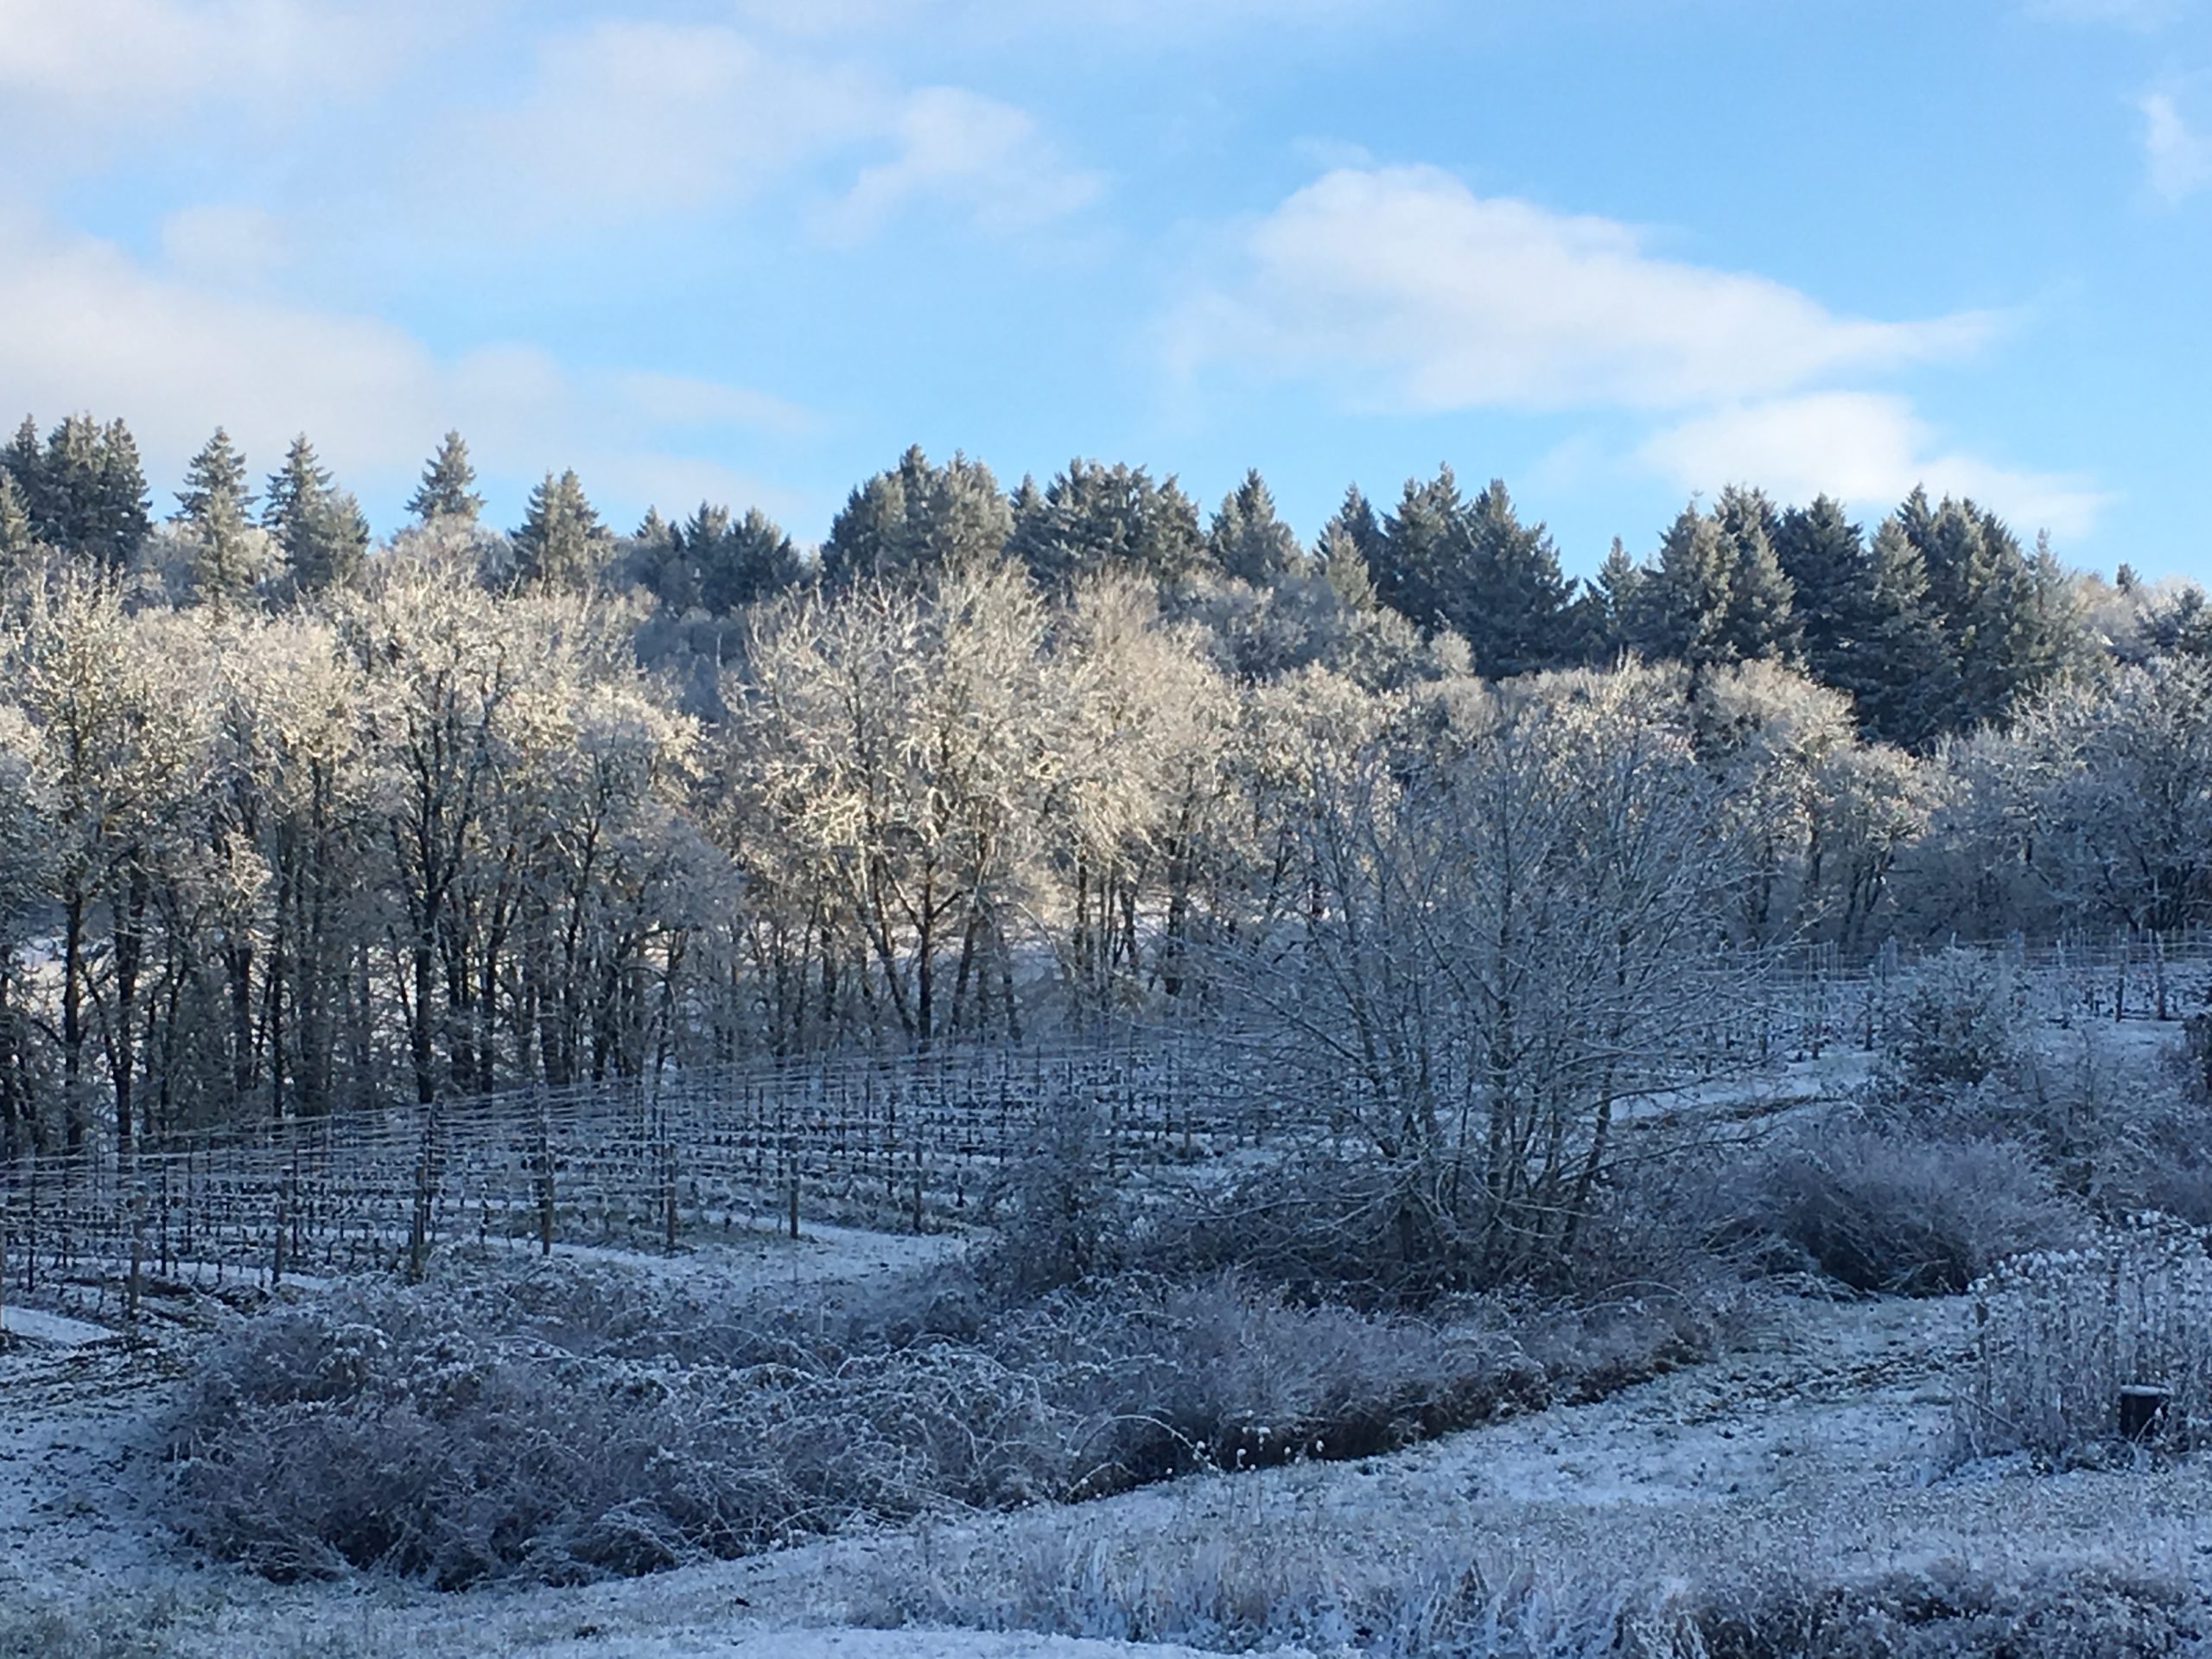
left=1955, top=1215, right=2212, bottom=1464
left=162, top=1255, right=1721, bottom=1592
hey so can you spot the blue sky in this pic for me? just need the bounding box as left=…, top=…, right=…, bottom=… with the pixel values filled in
left=2, top=0, right=2208, bottom=578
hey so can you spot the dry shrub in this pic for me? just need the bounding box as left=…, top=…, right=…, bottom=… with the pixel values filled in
left=166, top=1260, right=1707, bottom=1588
left=1718, top=1124, right=2084, bottom=1296
left=1955, top=1213, right=2212, bottom=1464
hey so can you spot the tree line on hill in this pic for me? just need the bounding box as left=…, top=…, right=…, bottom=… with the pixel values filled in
left=0, top=411, right=2207, bottom=1161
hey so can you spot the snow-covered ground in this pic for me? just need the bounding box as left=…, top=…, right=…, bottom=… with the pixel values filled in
left=5, top=1014, right=2208, bottom=1657
left=8, top=1243, right=2212, bottom=1657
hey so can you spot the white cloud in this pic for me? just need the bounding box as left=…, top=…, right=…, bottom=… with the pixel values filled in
left=158, top=203, right=294, bottom=289
left=2141, top=92, right=2212, bottom=202
left=0, top=207, right=810, bottom=524
left=1172, top=166, right=1997, bottom=413
left=0, top=0, right=441, bottom=122
left=812, top=87, right=1105, bottom=245
left=1637, top=393, right=2110, bottom=539
left=442, top=19, right=1100, bottom=242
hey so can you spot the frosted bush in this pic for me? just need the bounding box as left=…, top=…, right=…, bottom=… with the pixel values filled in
left=1955, top=1213, right=2212, bottom=1462
left=1720, top=1125, right=2082, bottom=1295
left=165, top=1260, right=1696, bottom=1587
left=1887, top=947, right=2023, bottom=1092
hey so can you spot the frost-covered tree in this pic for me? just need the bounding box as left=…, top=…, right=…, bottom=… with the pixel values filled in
left=264, top=435, right=370, bottom=596
left=512, top=468, right=610, bottom=591
left=408, top=429, right=484, bottom=524
left=177, top=428, right=263, bottom=607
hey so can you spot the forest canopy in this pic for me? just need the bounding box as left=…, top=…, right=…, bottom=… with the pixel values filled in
left=0, top=413, right=2205, bottom=1160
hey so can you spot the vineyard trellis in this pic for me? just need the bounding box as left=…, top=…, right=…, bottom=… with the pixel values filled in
left=6, top=929, right=2212, bottom=1325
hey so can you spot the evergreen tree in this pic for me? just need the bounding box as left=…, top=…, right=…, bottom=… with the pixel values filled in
left=1840, top=517, right=1952, bottom=747
left=264, top=435, right=369, bottom=595
left=1323, top=484, right=1387, bottom=571
left=0, top=471, right=35, bottom=575
left=669, top=502, right=803, bottom=614
left=176, top=427, right=260, bottom=605
left=3, top=416, right=41, bottom=524
left=1455, top=478, right=1576, bottom=677
left=823, top=446, right=1012, bottom=588
left=93, top=419, right=152, bottom=569
left=1639, top=504, right=1735, bottom=670
left=407, top=430, right=484, bottom=524
left=1772, top=495, right=1866, bottom=685
left=1206, top=468, right=1300, bottom=587
left=1714, top=486, right=1800, bottom=664
left=1590, top=537, right=1646, bottom=659
left=1009, top=458, right=1205, bottom=588
left=512, top=468, right=608, bottom=590
left=1317, top=524, right=1378, bottom=613
left=1372, top=465, right=1463, bottom=635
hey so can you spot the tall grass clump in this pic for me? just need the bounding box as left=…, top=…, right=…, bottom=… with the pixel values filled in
left=1954, top=1214, right=2212, bottom=1463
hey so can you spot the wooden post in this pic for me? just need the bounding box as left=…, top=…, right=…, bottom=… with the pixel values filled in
left=270, top=1169, right=287, bottom=1290
left=2154, top=932, right=2171, bottom=1021
left=787, top=1170, right=800, bottom=1242
left=128, top=1188, right=147, bottom=1324
left=535, top=1088, right=556, bottom=1258
left=2120, top=1384, right=2171, bottom=1441
left=1, top=1192, right=10, bottom=1351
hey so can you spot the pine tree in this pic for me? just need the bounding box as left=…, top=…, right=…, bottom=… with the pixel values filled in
left=703, top=508, right=803, bottom=613
left=1772, top=495, right=1866, bottom=685
left=823, top=446, right=1012, bottom=588
left=1323, top=484, right=1387, bottom=570
left=1207, top=468, right=1300, bottom=587
left=1373, top=466, right=1463, bottom=635
left=0, top=471, right=35, bottom=575
left=1318, top=524, right=1378, bottom=613
left=93, top=419, right=151, bottom=569
left=3, top=416, right=41, bottom=527
left=1009, top=459, right=1204, bottom=588
left=177, top=427, right=259, bottom=605
left=1840, top=517, right=1952, bottom=747
left=1456, top=478, right=1576, bottom=677
left=1640, top=504, right=1736, bottom=670
left=512, top=468, right=608, bottom=590
left=1715, top=489, right=1800, bottom=665
left=407, top=430, right=484, bottom=524
left=264, top=434, right=368, bottom=595
left=1590, top=537, right=1646, bottom=659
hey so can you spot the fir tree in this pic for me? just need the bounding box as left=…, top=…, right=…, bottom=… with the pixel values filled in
left=1716, top=491, right=1800, bottom=664
left=176, top=427, right=259, bottom=605
left=1590, top=537, right=1646, bottom=659
left=823, top=446, right=1012, bottom=589
left=1640, top=504, right=1735, bottom=670
left=407, top=430, right=484, bottom=524
left=1318, top=524, right=1378, bottom=613
left=1010, top=459, right=1204, bottom=588
left=93, top=419, right=152, bottom=569
left=1840, top=517, right=1952, bottom=747
left=512, top=469, right=608, bottom=590
left=264, top=434, right=369, bottom=595
left=1373, top=465, right=1463, bottom=635
left=1206, top=468, right=1300, bottom=587
left=702, top=507, right=802, bottom=614
left=1772, top=495, right=1866, bottom=685
left=3, top=416, right=41, bottom=526
left=1456, top=478, right=1575, bottom=677
left=0, top=470, right=35, bottom=575
left=1322, top=484, right=1387, bottom=572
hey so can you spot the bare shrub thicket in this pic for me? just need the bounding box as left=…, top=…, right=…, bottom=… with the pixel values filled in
left=166, top=1261, right=1713, bottom=1587
left=1232, top=664, right=1762, bottom=1297
left=1713, top=1123, right=2083, bottom=1296
left=1954, top=1215, right=2212, bottom=1463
